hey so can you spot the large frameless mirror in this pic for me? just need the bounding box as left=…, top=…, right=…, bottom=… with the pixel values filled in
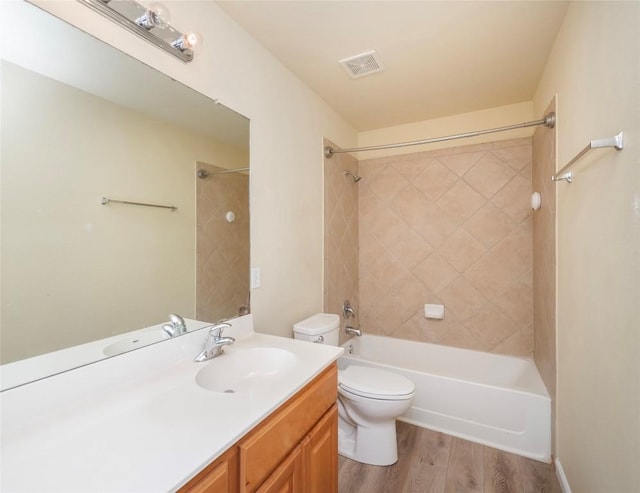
left=0, top=1, right=250, bottom=389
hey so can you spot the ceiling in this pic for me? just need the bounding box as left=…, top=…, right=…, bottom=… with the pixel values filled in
left=216, top=1, right=569, bottom=131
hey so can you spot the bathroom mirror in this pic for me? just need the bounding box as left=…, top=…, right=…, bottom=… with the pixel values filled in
left=0, top=2, right=250, bottom=383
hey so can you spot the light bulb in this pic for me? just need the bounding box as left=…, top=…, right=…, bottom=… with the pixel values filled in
left=135, top=2, right=171, bottom=30
left=148, top=2, right=170, bottom=27
left=171, top=32, right=203, bottom=51
left=185, top=32, right=202, bottom=48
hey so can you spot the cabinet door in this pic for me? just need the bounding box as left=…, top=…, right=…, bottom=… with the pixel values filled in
left=179, top=446, right=238, bottom=493
left=305, top=404, right=338, bottom=493
left=239, top=364, right=337, bottom=492
left=255, top=445, right=304, bottom=493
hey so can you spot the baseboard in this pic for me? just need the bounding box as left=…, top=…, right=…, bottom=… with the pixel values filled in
left=555, top=458, right=572, bottom=493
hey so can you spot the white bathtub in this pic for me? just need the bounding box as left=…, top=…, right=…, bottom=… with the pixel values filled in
left=338, top=334, right=551, bottom=462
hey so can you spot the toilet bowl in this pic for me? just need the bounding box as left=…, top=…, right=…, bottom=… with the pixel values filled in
left=293, top=313, right=416, bottom=466
left=337, top=365, right=415, bottom=465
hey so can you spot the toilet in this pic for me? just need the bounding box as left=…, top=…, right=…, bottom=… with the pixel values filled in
left=293, top=313, right=415, bottom=466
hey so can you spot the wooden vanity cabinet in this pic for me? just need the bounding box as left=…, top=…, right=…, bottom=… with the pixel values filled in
left=180, top=363, right=338, bottom=493
left=257, top=405, right=338, bottom=493
left=255, top=443, right=304, bottom=493
left=303, top=405, right=338, bottom=493
left=180, top=446, right=239, bottom=493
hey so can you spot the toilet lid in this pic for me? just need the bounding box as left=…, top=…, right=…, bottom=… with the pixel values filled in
left=339, top=365, right=415, bottom=399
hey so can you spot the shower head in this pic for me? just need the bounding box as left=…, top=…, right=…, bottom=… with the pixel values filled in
left=344, top=170, right=362, bottom=183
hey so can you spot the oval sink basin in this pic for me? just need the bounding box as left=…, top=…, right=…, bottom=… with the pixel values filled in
left=103, top=329, right=171, bottom=356
left=195, top=347, right=296, bottom=394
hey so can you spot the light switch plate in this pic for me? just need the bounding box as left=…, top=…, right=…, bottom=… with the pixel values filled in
left=251, top=267, right=261, bottom=289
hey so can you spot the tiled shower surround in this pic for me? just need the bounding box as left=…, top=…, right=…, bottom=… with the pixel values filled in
left=196, top=162, right=250, bottom=323
left=324, top=140, right=359, bottom=345
left=533, top=99, right=557, bottom=440
left=355, top=138, right=534, bottom=356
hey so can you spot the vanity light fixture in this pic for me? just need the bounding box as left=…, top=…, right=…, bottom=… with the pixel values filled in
left=78, top=0, right=202, bottom=63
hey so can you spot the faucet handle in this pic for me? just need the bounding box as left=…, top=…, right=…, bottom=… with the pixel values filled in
left=209, top=322, right=232, bottom=338
left=343, top=300, right=356, bottom=319
left=162, top=323, right=176, bottom=337
left=169, top=313, right=186, bottom=328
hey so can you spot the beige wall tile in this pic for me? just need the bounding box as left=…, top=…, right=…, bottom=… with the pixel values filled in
left=438, top=229, right=487, bottom=272
left=491, top=174, right=533, bottom=222
left=490, top=217, right=533, bottom=280
left=439, top=276, right=488, bottom=321
left=412, top=201, right=460, bottom=249
left=461, top=304, right=519, bottom=346
left=414, top=254, right=459, bottom=294
left=357, top=138, right=534, bottom=356
left=387, top=227, right=434, bottom=269
left=390, top=185, right=431, bottom=227
left=463, top=201, right=516, bottom=248
left=493, top=145, right=533, bottom=171
left=393, top=157, right=432, bottom=181
left=492, top=324, right=533, bottom=357
left=463, top=153, right=517, bottom=198
left=437, top=151, right=485, bottom=177
left=463, top=252, right=518, bottom=299
left=369, top=166, right=410, bottom=205
left=494, top=272, right=534, bottom=328
left=412, top=159, right=459, bottom=201
left=437, top=180, right=486, bottom=223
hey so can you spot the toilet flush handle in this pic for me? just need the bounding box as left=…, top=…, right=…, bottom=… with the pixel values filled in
left=314, top=336, right=324, bottom=343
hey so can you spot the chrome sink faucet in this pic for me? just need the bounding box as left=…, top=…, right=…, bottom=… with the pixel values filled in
left=194, top=323, right=235, bottom=362
left=162, top=313, right=187, bottom=337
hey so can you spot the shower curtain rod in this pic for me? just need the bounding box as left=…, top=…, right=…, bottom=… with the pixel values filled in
left=324, top=112, right=556, bottom=158
left=196, top=161, right=250, bottom=179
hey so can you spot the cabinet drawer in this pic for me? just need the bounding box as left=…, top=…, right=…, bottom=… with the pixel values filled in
left=239, top=363, right=337, bottom=492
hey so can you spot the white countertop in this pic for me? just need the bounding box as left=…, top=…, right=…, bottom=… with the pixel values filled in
left=0, top=315, right=343, bottom=492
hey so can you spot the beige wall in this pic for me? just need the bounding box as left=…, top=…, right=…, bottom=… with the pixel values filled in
left=323, top=140, right=359, bottom=346
left=196, top=163, right=250, bottom=324
left=534, top=2, right=639, bottom=491
left=357, top=101, right=534, bottom=159
left=358, top=138, right=533, bottom=356
left=30, top=0, right=358, bottom=339
left=1, top=61, right=241, bottom=362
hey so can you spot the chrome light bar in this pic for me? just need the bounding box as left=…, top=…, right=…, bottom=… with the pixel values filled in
left=78, top=0, right=198, bottom=63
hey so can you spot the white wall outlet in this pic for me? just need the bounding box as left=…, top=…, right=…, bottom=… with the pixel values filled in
left=251, top=267, right=261, bottom=289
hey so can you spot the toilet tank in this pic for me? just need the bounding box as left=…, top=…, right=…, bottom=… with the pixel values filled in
left=293, top=313, right=339, bottom=346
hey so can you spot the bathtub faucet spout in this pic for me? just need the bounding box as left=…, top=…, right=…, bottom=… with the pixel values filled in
left=345, top=325, right=362, bottom=337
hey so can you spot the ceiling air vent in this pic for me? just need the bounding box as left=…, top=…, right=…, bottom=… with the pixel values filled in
left=339, top=50, right=384, bottom=79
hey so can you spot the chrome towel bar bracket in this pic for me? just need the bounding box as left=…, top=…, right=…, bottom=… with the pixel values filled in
left=552, top=131, right=624, bottom=183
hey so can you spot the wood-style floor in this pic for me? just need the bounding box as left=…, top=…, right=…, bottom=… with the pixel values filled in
left=338, top=422, right=561, bottom=493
